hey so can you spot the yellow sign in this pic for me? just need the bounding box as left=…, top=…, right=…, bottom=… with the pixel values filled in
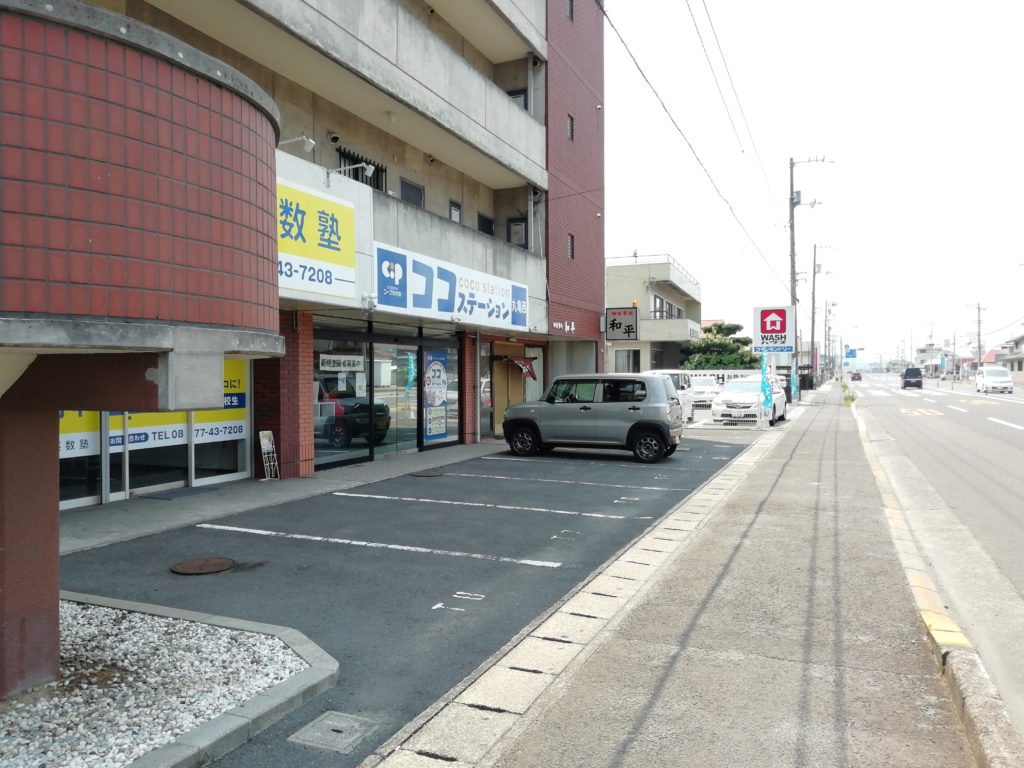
left=276, top=180, right=357, bottom=300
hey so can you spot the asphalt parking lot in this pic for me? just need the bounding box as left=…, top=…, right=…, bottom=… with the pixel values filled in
left=60, top=433, right=757, bottom=768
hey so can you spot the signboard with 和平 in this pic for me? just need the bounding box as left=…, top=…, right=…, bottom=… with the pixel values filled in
left=605, top=307, right=638, bottom=340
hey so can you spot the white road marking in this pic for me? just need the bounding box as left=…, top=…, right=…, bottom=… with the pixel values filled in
left=452, top=592, right=485, bottom=600
left=445, top=471, right=690, bottom=492
left=947, top=405, right=968, bottom=413
left=924, top=398, right=937, bottom=403
left=987, top=418, right=1024, bottom=431
left=333, top=491, right=631, bottom=520
left=197, top=523, right=562, bottom=568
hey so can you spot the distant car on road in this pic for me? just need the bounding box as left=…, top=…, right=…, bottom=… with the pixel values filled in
left=851, top=372, right=862, bottom=382
left=976, top=366, right=1014, bottom=394
left=502, top=373, right=685, bottom=463
left=900, top=367, right=924, bottom=389
left=688, top=375, right=722, bottom=414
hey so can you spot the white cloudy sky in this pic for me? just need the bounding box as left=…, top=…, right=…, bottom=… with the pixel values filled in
left=603, top=0, right=1024, bottom=365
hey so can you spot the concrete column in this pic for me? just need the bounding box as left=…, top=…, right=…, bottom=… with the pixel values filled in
left=0, top=405, right=59, bottom=699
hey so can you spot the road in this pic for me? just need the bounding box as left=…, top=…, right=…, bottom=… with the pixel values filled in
left=60, top=434, right=756, bottom=768
left=849, top=373, right=1024, bottom=736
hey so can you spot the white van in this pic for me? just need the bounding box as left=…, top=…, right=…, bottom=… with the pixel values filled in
left=642, top=369, right=694, bottom=422
left=976, top=366, right=1014, bottom=394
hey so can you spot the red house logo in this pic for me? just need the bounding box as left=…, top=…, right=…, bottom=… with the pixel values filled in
left=760, top=309, right=786, bottom=335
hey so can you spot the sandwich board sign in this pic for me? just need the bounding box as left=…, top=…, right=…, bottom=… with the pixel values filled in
left=752, top=306, right=795, bottom=353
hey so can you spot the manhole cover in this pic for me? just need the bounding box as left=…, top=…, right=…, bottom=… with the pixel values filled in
left=411, top=470, right=442, bottom=477
left=289, top=711, right=378, bottom=754
left=170, top=557, right=236, bottom=575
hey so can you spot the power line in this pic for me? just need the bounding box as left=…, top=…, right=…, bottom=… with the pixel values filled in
left=595, top=0, right=788, bottom=295
left=700, top=0, right=779, bottom=214
left=683, top=0, right=743, bottom=152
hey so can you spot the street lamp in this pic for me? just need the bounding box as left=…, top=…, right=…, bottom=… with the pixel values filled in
left=789, top=156, right=828, bottom=400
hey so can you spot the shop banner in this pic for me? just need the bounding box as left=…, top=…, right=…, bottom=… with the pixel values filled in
left=277, top=180, right=357, bottom=301
left=375, top=242, right=528, bottom=331
left=58, top=360, right=249, bottom=457
left=423, top=350, right=448, bottom=442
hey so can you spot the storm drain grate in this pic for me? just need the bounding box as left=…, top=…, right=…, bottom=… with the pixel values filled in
left=288, top=711, right=379, bottom=754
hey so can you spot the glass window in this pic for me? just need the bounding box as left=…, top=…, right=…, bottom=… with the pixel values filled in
left=567, top=0, right=574, bottom=19
left=566, top=114, right=574, bottom=140
left=547, top=379, right=597, bottom=403
left=375, top=344, right=420, bottom=455
left=602, top=379, right=646, bottom=403
left=478, top=214, right=495, bottom=236
left=614, top=349, right=640, bottom=373
left=568, top=233, right=575, bottom=259
left=313, top=341, right=372, bottom=466
left=400, top=178, right=424, bottom=208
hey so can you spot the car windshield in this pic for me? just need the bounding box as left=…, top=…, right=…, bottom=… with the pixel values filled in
left=984, top=368, right=1010, bottom=378
left=692, top=377, right=717, bottom=388
left=721, top=380, right=761, bottom=394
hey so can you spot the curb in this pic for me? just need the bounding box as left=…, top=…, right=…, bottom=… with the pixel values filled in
left=60, top=591, right=339, bottom=768
left=851, top=404, right=1024, bottom=768
left=363, top=426, right=789, bottom=767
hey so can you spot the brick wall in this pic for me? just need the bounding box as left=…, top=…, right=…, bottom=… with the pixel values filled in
left=545, top=1, right=605, bottom=342
left=253, top=310, right=314, bottom=478
left=0, top=11, right=278, bottom=331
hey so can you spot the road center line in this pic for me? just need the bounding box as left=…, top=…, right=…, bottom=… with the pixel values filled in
left=946, top=405, right=968, bottom=413
left=333, top=492, right=630, bottom=519
left=445, top=472, right=690, bottom=492
left=987, top=417, right=1024, bottom=431
left=196, top=524, right=561, bottom=568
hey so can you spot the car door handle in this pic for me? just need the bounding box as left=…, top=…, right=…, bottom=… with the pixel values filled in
left=578, top=405, right=592, bottom=411
left=627, top=406, right=642, bottom=412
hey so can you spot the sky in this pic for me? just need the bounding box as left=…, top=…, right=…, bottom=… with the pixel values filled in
left=602, top=1, right=1024, bottom=367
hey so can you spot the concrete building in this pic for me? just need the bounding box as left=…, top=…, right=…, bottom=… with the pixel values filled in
left=0, top=0, right=604, bottom=698
left=997, top=332, right=1024, bottom=383
left=604, top=254, right=702, bottom=372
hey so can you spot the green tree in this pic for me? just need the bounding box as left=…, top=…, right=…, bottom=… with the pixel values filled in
left=681, top=322, right=761, bottom=370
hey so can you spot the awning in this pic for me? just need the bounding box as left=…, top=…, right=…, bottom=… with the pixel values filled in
left=505, top=356, right=537, bottom=380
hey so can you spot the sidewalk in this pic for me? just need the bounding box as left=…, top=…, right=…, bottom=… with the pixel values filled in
left=367, top=385, right=994, bottom=768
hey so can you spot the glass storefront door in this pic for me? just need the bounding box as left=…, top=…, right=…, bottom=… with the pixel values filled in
left=374, top=344, right=420, bottom=455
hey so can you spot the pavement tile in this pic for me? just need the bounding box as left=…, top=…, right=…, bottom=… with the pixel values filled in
left=456, top=666, right=554, bottom=714
left=499, top=636, right=584, bottom=675
left=560, top=591, right=625, bottom=620
left=532, top=612, right=606, bottom=645
left=404, top=703, right=519, bottom=763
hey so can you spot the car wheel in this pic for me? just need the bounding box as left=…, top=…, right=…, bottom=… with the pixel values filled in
left=769, top=407, right=777, bottom=427
left=664, top=444, right=678, bottom=457
left=508, top=426, right=541, bottom=456
left=632, top=431, right=666, bottom=463
left=372, top=430, right=388, bottom=445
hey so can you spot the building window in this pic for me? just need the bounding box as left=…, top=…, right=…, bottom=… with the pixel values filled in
left=614, top=349, right=640, bottom=373
left=400, top=178, right=424, bottom=208
left=450, top=201, right=462, bottom=224
left=478, top=214, right=494, bottom=236
left=566, top=114, right=575, bottom=141
left=567, top=0, right=574, bottom=20
left=508, top=217, right=528, bottom=249
left=568, top=233, right=575, bottom=259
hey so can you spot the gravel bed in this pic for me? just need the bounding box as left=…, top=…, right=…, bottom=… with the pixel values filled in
left=0, top=601, right=308, bottom=768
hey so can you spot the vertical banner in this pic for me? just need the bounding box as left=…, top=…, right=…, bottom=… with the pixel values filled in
left=423, top=351, right=448, bottom=442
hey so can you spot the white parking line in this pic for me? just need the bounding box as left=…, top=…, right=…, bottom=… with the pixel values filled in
left=333, top=492, right=633, bottom=519
left=924, top=398, right=937, bottom=403
left=197, top=524, right=562, bottom=568
left=947, top=405, right=968, bottom=413
left=445, top=472, right=691, bottom=492
left=987, top=418, right=1024, bottom=431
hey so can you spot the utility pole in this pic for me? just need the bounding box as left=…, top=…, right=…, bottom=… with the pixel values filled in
left=789, top=158, right=798, bottom=399
left=810, top=245, right=818, bottom=379
left=974, top=302, right=986, bottom=369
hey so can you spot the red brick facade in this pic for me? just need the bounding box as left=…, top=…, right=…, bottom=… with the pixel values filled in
left=546, top=1, right=605, bottom=354
left=0, top=11, right=278, bottom=330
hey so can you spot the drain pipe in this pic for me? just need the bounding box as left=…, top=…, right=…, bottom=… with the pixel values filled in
left=475, top=329, right=481, bottom=444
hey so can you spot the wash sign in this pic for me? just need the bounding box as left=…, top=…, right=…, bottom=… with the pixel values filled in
left=752, top=306, right=796, bottom=353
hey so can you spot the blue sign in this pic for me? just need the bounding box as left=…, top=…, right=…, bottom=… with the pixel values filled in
left=378, top=248, right=408, bottom=308
left=423, top=350, right=448, bottom=442
left=846, top=348, right=857, bottom=359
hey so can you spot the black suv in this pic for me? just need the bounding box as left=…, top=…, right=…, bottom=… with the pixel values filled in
left=901, top=367, right=924, bottom=389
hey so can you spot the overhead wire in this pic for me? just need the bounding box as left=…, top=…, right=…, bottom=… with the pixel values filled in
left=683, top=0, right=744, bottom=152
left=595, top=0, right=788, bottom=295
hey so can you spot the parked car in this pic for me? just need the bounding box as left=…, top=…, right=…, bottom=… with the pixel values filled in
left=711, top=375, right=787, bottom=426
left=502, top=373, right=685, bottom=463
left=642, top=369, right=694, bottom=422
left=688, top=375, right=722, bottom=414
left=900, top=367, right=924, bottom=389
left=850, top=372, right=862, bottom=382
left=976, top=366, right=1014, bottom=394
left=315, top=376, right=391, bottom=448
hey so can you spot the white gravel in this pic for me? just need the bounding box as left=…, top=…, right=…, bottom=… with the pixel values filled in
left=0, top=601, right=309, bottom=768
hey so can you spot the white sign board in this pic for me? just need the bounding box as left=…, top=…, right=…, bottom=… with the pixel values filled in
left=752, top=305, right=796, bottom=353
left=319, top=354, right=364, bottom=372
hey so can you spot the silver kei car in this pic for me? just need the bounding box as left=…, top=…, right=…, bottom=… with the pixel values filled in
left=502, top=373, right=685, bottom=463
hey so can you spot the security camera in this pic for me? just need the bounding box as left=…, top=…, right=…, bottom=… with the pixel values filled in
left=327, top=131, right=341, bottom=146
